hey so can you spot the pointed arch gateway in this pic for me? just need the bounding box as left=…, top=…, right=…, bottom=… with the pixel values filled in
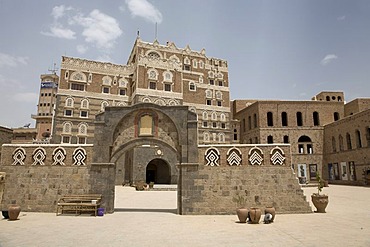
left=92, top=103, right=199, bottom=214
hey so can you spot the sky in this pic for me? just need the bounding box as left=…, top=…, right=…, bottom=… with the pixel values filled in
left=1, top=0, right=370, bottom=128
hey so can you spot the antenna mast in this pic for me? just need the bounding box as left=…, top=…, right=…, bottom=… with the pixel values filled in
left=48, top=62, right=59, bottom=75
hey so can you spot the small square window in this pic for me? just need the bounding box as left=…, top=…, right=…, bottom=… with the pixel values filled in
left=80, top=111, right=88, bottom=118
left=189, top=83, right=196, bottom=91
left=217, top=101, right=222, bottom=106
left=62, top=136, right=70, bottom=144
left=184, top=65, right=191, bottom=71
left=78, top=137, right=86, bottom=144
left=164, top=84, right=171, bottom=92
left=221, top=123, right=226, bottom=129
left=218, top=80, right=223, bottom=86
left=209, top=79, right=214, bottom=85
left=149, top=81, right=156, bottom=89
left=203, top=122, right=208, bottom=128
left=206, top=99, right=212, bottom=105
left=65, top=109, right=72, bottom=116
left=119, top=89, right=126, bottom=95
left=103, top=87, right=110, bottom=94
left=212, top=122, right=217, bottom=128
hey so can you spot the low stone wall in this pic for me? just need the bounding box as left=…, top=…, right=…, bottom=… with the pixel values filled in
left=179, top=144, right=312, bottom=215
left=0, top=144, right=115, bottom=213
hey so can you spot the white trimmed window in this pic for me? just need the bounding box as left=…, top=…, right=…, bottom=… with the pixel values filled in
left=80, top=111, right=88, bottom=118
left=202, top=111, right=208, bottom=120
left=66, top=98, right=74, bottom=108
left=189, top=82, right=196, bottom=91
left=64, top=109, right=73, bottom=117
left=81, top=99, right=89, bottom=109
left=101, top=101, right=109, bottom=112
left=193, top=60, right=197, bottom=68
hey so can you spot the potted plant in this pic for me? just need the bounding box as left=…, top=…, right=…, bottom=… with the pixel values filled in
left=311, top=172, right=329, bottom=213
left=232, top=192, right=248, bottom=223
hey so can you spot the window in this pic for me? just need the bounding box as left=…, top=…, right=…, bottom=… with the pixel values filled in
left=326, top=96, right=330, bottom=101
left=367, top=128, right=370, bottom=147
left=164, top=83, right=171, bottom=92
left=307, top=144, right=313, bottom=154
left=189, top=82, right=196, bottom=91
left=248, top=116, right=252, bottom=130
left=253, top=114, right=257, bottom=128
left=199, top=60, right=204, bottom=69
left=102, top=76, right=112, bottom=86
left=65, top=70, right=69, bottom=80
left=66, top=98, right=74, bottom=107
left=211, top=112, right=217, bottom=120
left=78, top=137, right=86, bottom=144
left=64, top=109, right=72, bottom=116
left=209, top=79, right=214, bottom=85
left=217, top=101, right=222, bottom=107
left=203, top=132, right=210, bottom=142
left=212, top=122, right=217, bottom=128
left=202, top=111, right=208, bottom=120
left=298, top=144, right=304, bottom=154
left=81, top=99, right=89, bottom=109
left=71, top=83, right=85, bottom=91
left=233, top=129, right=238, bottom=141
left=339, top=135, right=344, bottom=151
left=267, top=135, right=273, bottom=144
left=346, top=133, right=352, bottom=150
left=63, top=122, right=72, bottom=133
left=313, top=112, right=320, bottom=126
left=334, top=112, right=340, bottom=121
left=193, top=60, right=197, bottom=68
left=139, top=115, right=153, bottom=136
left=220, top=113, right=226, bottom=122
left=203, top=121, right=208, bottom=128
left=62, top=136, right=70, bottom=144
left=205, top=89, right=212, bottom=98
left=149, top=81, right=156, bottom=90
left=184, top=64, right=191, bottom=71
left=218, top=80, right=223, bottom=86
left=221, top=123, right=226, bottom=129
left=218, top=133, right=225, bottom=143
left=298, top=135, right=313, bottom=154
left=281, top=112, right=288, bottom=126
left=102, top=87, right=110, bottom=94
left=119, top=89, right=126, bottom=95
left=242, top=119, right=246, bottom=132
left=101, top=101, right=109, bottom=112
left=163, top=72, right=172, bottom=82
left=332, top=137, right=337, bottom=152
left=283, top=135, right=289, bottom=143
left=206, top=99, right=212, bottom=105
left=296, top=112, right=303, bottom=126
left=267, top=112, right=273, bottom=126
left=355, top=130, right=362, bottom=148
left=80, top=111, right=88, bottom=118
left=78, top=123, right=87, bottom=135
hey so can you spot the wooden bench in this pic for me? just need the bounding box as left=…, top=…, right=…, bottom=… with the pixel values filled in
left=56, top=194, right=102, bottom=216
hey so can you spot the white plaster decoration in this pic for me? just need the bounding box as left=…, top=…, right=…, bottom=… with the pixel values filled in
left=146, top=51, right=161, bottom=60
left=199, top=75, right=203, bottom=83
left=78, top=123, right=88, bottom=135
left=154, top=98, right=166, bottom=106
left=205, top=89, right=212, bottom=99
left=211, top=112, right=217, bottom=121
left=212, top=133, right=217, bottom=142
left=116, top=102, right=127, bottom=106
left=189, top=106, right=196, bottom=113
left=61, top=57, right=134, bottom=76
left=218, top=72, right=224, bottom=79
left=184, top=45, right=191, bottom=54
left=220, top=113, right=226, bottom=122
left=199, top=60, right=204, bottom=68
left=119, top=78, right=128, bottom=88
left=184, top=56, right=191, bottom=65
left=62, top=122, right=72, bottom=134
left=81, top=99, right=89, bottom=109
left=32, top=147, right=46, bottom=166
left=202, top=111, right=208, bottom=120
left=88, top=73, right=92, bottom=83
left=248, top=147, right=264, bottom=166
left=208, top=71, right=214, bottom=78
left=73, top=147, right=86, bottom=166
left=142, top=97, right=152, bottom=103
left=216, top=91, right=222, bottom=100
left=168, top=99, right=179, bottom=106
left=205, top=148, right=220, bottom=166
left=227, top=148, right=242, bottom=166
left=169, top=55, right=180, bottom=63
left=70, top=71, right=87, bottom=82
left=102, top=76, right=112, bottom=86
left=148, top=69, right=158, bottom=80
left=218, top=133, right=225, bottom=142
left=101, top=101, right=109, bottom=111
left=65, top=97, right=74, bottom=108
left=203, top=132, right=210, bottom=142
left=52, top=147, right=66, bottom=166
left=193, top=60, right=197, bottom=68
left=163, top=71, right=173, bottom=82
left=270, top=147, right=286, bottom=165
left=12, top=147, right=26, bottom=166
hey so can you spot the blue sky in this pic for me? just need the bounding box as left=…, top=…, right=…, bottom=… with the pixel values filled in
left=1, top=0, right=369, bottom=127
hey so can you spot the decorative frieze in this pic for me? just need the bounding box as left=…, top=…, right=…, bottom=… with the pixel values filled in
left=73, top=147, right=87, bottom=166
left=205, top=147, right=220, bottom=166
left=227, top=148, right=242, bottom=166
left=12, top=148, right=26, bottom=166
left=32, top=147, right=46, bottom=166
left=248, top=147, right=264, bottom=166
left=270, top=147, right=286, bottom=166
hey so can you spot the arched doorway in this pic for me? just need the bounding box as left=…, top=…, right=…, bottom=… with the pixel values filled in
left=146, top=158, right=171, bottom=184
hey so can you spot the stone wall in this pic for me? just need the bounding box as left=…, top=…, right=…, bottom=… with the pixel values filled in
left=0, top=144, right=115, bottom=213
left=179, top=144, right=312, bottom=215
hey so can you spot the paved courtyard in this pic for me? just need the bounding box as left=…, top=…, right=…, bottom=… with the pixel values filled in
left=0, top=185, right=369, bottom=247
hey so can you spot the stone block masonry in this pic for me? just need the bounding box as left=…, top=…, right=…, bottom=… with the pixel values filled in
left=180, top=144, right=312, bottom=215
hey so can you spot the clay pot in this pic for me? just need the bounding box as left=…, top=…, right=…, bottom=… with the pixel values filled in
left=264, top=206, right=276, bottom=222
left=311, top=194, right=329, bottom=213
left=8, top=204, right=21, bottom=220
left=236, top=208, right=249, bottom=223
left=249, top=207, right=261, bottom=224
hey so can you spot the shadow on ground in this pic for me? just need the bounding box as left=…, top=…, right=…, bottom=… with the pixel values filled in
left=114, top=208, right=177, bottom=214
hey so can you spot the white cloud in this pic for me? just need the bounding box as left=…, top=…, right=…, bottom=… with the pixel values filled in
left=13, top=92, right=39, bottom=103
left=125, top=0, right=163, bottom=23
left=73, top=9, right=123, bottom=50
left=320, top=54, right=338, bottom=66
left=51, top=5, right=73, bottom=20
left=76, top=45, right=88, bottom=54
left=0, top=53, right=29, bottom=67
left=337, top=15, right=346, bottom=21
left=41, top=24, right=76, bottom=39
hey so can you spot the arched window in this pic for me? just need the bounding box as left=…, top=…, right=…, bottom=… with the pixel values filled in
left=211, top=112, right=217, bottom=121
left=205, top=89, right=212, bottom=98
left=78, top=123, right=87, bottom=135
left=281, top=112, right=288, bottom=126
left=334, top=112, right=340, bottom=121
left=202, top=111, right=208, bottom=120
left=101, top=101, right=109, bottom=112
left=139, top=115, right=153, bottom=136
left=81, top=99, right=89, bottom=109
left=218, top=133, right=225, bottom=143
left=148, top=69, right=158, bottom=80
left=267, top=112, right=273, bottom=126
left=267, top=135, right=273, bottom=144
left=203, top=132, right=210, bottom=142
left=313, top=111, right=320, bottom=126
left=298, top=135, right=313, bottom=154
left=102, top=76, right=112, bottom=86
left=296, top=112, right=303, bottom=126
left=355, top=130, right=362, bottom=148
left=163, top=71, right=173, bottom=82
left=339, top=135, right=344, bottom=151
left=332, top=136, right=337, bottom=152
left=220, top=113, right=226, bottom=122
left=63, top=122, right=72, bottom=134
left=71, top=71, right=86, bottom=82
left=326, top=96, right=330, bottom=101
left=346, top=133, right=352, bottom=150
left=66, top=97, right=74, bottom=108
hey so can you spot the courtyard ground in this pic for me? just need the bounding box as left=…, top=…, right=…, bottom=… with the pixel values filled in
left=0, top=185, right=369, bottom=247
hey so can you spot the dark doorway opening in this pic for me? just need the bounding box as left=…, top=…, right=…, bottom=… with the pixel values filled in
left=146, top=159, right=171, bottom=184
